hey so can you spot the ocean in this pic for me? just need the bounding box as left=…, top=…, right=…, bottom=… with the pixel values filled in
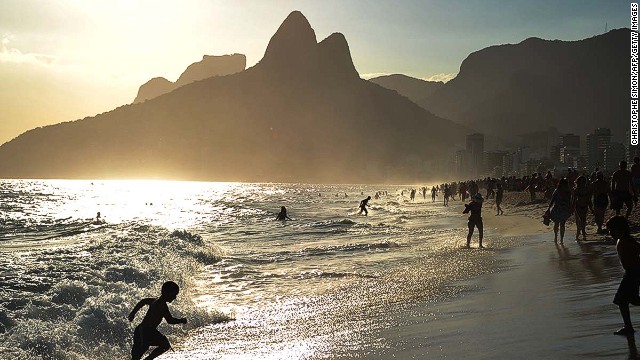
left=0, top=180, right=514, bottom=359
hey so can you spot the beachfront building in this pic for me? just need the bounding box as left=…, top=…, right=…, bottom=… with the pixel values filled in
left=586, top=128, right=611, bottom=171
left=484, top=151, right=507, bottom=177
left=605, top=142, right=626, bottom=173
left=502, top=152, right=515, bottom=176
left=466, top=133, right=484, bottom=177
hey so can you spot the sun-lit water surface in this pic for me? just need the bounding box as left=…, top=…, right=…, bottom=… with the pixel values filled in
left=0, top=179, right=510, bottom=359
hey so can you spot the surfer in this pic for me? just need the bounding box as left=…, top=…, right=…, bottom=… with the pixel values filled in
left=276, top=206, right=292, bottom=221
left=128, top=281, right=187, bottom=360
left=358, top=196, right=371, bottom=216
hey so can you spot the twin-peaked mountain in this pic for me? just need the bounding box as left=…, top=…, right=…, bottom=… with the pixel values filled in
left=0, top=11, right=466, bottom=182
left=133, top=54, right=246, bottom=103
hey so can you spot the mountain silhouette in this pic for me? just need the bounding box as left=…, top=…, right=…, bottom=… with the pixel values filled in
left=419, top=29, right=630, bottom=140
left=0, top=11, right=467, bottom=183
left=133, top=54, right=246, bottom=103
left=369, top=74, right=443, bottom=104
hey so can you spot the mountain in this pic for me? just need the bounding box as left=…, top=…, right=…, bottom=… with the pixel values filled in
left=369, top=74, right=443, bottom=103
left=133, top=54, right=246, bottom=103
left=418, top=29, right=630, bottom=140
left=0, top=11, right=467, bottom=183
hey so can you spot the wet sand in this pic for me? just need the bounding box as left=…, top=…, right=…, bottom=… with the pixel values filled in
left=354, top=191, right=639, bottom=359
left=164, top=192, right=637, bottom=359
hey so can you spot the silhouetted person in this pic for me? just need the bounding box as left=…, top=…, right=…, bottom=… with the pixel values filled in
left=94, top=211, right=102, bottom=224
left=358, top=196, right=371, bottom=216
left=422, top=187, right=427, bottom=200
left=431, top=186, right=437, bottom=202
left=495, top=182, right=504, bottom=215
left=276, top=206, right=292, bottom=221
left=608, top=216, right=640, bottom=336
left=612, top=161, right=637, bottom=218
left=572, top=175, right=593, bottom=241
left=468, top=181, right=479, bottom=198
left=591, top=171, right=611, bottom=234
left=463, top=193, right=484, bottom=248
left=129, top=281, right=187, bottom=360
left=547, top=178, right=571, bottom=243
left=632, top=157, right=640, bottom=205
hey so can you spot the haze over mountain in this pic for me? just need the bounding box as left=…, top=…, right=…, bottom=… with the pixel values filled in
left=133, top=54, right=246, bottom=103
left=368, top=74, right=443, bottom=104
left=419, top=29, right=629, bottom=140
left=0, top=11, right=467, bottom=183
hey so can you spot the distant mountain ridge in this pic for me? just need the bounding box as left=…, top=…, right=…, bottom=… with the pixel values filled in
left=418, top=29, right=630, bottom=140
left=133, top=54, right=246, bottom=103
left=0, top=11, right=467, bottom=182
left=368, top=74, right=443, bottom=104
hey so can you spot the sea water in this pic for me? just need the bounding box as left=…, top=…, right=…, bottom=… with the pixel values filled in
left=0, top=180, right=510, bottom=359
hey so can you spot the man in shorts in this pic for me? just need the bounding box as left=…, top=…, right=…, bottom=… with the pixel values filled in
left=611, top=161, right=637, bottom=218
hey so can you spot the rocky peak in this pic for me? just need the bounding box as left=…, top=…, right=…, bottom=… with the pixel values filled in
left=260, top=11, right=319, bottom=72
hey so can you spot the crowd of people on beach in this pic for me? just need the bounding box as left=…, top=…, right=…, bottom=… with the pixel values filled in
left=124, top=158, right=640, bottom=358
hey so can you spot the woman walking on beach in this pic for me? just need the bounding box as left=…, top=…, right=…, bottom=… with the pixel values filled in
left=547, top=178, right=572, bottom=243
left=591, top=171, right=610, bottom=234
left=572, top=176, right=593, bottom=241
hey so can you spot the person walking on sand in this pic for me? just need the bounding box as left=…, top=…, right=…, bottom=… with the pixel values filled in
left=572, top=175, right=593, bottom=241
left=611, top=160, right=638, bottom=218
left=463, top=193, right=484, bottom=248
left=431, top=186, right=437, bottom=202
left=276, top=206, right=292, bottom=221
left=591, top=171, right=611, bottom=234
left=547, top=178, right=572, bottom=243
left=608, top=216, right=640, bottom=336
left=495, top=182, right=504, bottom=215
left=128, top=281, right=188, bottom=360
left=358, top=196, right=371, bottom=216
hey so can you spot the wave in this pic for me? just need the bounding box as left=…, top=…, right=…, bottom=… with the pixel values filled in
left=0, top=225, right=231, bottom=359
left=0, top=217, right=102, bottom=243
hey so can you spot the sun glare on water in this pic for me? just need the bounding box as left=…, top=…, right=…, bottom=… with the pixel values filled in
left=38, top=179, right=240, bottom=230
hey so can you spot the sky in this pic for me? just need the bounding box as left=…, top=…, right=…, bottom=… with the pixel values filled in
left=0, top=0, right=631, bottom=145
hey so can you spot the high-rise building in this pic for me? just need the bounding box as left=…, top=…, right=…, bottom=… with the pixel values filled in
left=605, top=142, right=627, bottom=173
left=560, top=146, right=580, bottom=165
left=484, top=151, right=507, bottom=177
left=502, top=152, right=515, bottom=176
left=560, top=133, right=580, bottom=149
left=466, top=133, right=484, bottom=177
left=586, top=128, right=612, bottom=171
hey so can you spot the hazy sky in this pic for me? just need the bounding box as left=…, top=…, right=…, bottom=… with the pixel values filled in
left=0, top=0, right=631, bottom=145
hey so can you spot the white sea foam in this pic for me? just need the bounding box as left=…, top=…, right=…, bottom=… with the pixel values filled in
left=0, top=180, right=513, bottom=359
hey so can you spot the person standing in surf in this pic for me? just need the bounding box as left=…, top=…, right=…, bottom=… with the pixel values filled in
left=463, top=193, right=484, bottom=248
left=276, top=206, right=292, bottom=221
left=358, top=196, right=371, bottom=216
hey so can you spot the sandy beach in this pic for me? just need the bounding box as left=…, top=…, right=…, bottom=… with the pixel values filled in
left=152, top=191, right=638, bottom=359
